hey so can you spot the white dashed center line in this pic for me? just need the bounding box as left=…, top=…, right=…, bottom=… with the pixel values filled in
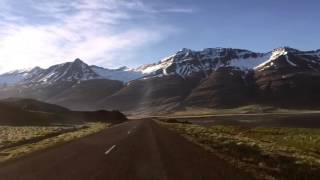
left=105, top=145, right=116, bottom=155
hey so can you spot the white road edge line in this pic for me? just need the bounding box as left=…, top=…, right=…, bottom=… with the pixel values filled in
left=105, top=145, right=116, bottom=155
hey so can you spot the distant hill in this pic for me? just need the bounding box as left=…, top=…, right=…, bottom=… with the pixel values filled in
left=0, top=98, right=70, bottom=113
left=0, top=98, right=127, bottom=126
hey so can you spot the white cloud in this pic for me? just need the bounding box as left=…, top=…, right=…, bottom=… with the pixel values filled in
left=164, top=7, right=196, bottom=13
left=0, top=0, right=193, bottom=72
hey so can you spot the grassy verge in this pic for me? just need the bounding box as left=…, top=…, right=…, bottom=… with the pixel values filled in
left=168, top=105, right=320, bottom=117
left=0, top=123, right=108, bottom=162
left=159, top=121, right=320, bottom=180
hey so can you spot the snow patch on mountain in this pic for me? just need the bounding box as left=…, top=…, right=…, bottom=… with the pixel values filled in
left=285, top=55, right=297, bottom=67
left=0, top=67, right=43, bottom=85
left=254, top=48, right=289, bottom=70
left=91, top=66, right=143, bottom=82
left=138, top=60, right=174, bottom=75
left=297, top=49, right=320, bottom=59
left=229, top=53, right=270, bottom=70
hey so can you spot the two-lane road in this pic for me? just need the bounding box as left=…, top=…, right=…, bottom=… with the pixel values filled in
left=0, top=119, right=252, bottom=180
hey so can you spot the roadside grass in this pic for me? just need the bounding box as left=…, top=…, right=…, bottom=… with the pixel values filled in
left=160, top=121, right=320, bottom=180
left=0, top=126, right=79, bottom=150
left=0, top=123, right=108, bottom=162
left=169, top=105, right=320, bottom=117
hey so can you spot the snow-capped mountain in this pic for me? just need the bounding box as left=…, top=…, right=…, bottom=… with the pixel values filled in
left=1, top=46, right=320, bottom=112
left=28, top=59, right=100, bottom=84
left=0, top=59, right=143, bottom=86
left=101, top=47, right=320, bottom=112
left=135, top=47, right=320, bottom=78
left=0, top=59, right=100, bottom=86
left=135, top=48, right=265, bottom=77
left=255, top=47, right=320, bottom=72
left=2, top=47, right=319, bottom=86
left=1, top=47, right=320, bottom=86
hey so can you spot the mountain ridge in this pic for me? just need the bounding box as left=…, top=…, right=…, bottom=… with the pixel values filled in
left=1, top=46, right=320, bottom=86
left=1, top=46, right=320, bottom=113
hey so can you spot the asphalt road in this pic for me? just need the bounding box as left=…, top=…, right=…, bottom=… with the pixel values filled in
left=0, top=119, right=252, bottom=180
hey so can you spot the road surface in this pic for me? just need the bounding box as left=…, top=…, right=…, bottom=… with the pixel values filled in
left=0, top=119, right=252, bottom=180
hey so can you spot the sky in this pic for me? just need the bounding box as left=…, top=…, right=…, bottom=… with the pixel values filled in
left=0, top=0, right=319, bottom=72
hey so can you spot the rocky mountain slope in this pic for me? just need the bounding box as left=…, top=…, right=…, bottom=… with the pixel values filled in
left=0, top=47, right=319, bottom=113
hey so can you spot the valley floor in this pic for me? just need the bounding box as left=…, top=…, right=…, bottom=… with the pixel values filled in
left=0, top=116, right=319, bottom=180
left=0, top=119, right=252, bottom=180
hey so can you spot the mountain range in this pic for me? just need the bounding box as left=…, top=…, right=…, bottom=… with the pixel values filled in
left=1, top=47, right=320, bottom=114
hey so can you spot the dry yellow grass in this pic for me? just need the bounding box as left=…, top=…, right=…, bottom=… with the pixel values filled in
left=0, top=123, right=108, bottom=162
left=160, top=121, right=320, bottom=180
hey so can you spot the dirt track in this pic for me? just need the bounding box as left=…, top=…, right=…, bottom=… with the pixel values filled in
left=0, top=119, right=252, bottom=180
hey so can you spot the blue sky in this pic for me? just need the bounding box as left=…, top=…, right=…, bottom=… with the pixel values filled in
left=0, top=0, right=319, bottom=72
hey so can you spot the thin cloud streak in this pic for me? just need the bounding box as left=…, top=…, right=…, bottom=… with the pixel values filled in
left=164, top=7, right=196, bottom=13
